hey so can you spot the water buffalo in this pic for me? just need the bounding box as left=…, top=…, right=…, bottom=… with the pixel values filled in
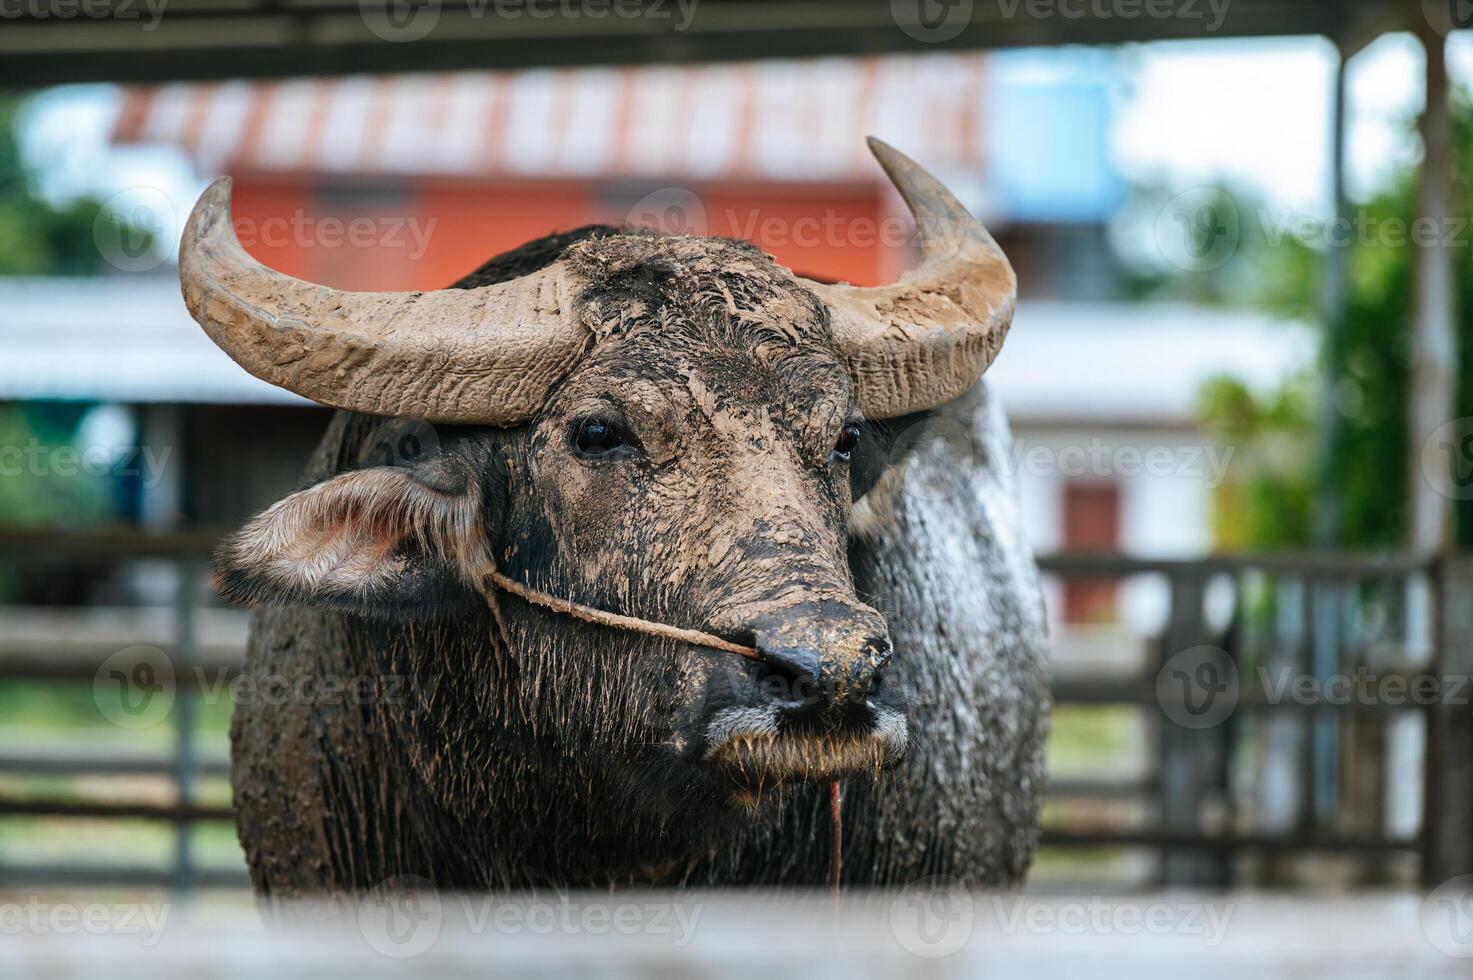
left=183, top=139, right=1049, bottom=895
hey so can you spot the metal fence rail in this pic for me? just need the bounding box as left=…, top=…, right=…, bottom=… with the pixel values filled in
left=0, top=528, right=1467, bottom=891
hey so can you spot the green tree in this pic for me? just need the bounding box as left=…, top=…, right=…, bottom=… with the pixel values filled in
left=0, top=93, right=150, bottom=544
left=1173, top=93, right=1473, bottom=551
left=0, top=94, right=153, bottom=275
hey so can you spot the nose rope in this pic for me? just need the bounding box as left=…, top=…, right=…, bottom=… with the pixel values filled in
left=476, top=562, right=845, bottom=900
left=482, top=568, right=763, bottom=659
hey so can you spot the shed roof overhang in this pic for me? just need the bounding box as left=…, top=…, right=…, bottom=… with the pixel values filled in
left=3, top=0, right=1407, bottom=87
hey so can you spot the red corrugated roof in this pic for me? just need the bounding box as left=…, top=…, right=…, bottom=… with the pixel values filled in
left=113, top=54, right=990, bottom=182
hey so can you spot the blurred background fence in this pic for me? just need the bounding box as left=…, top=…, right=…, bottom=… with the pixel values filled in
left=2, top=529, right=1467, bottom=893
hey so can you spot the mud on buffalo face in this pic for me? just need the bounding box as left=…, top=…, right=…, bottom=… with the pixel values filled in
left=214, top=232, right=909, bottom=808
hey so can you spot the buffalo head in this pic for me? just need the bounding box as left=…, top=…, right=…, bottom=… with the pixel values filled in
left=189, top=140, right=1015, bottom=818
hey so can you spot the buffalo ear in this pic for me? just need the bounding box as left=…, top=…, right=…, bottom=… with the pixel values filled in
left=213, top=462, right=489, bottom=621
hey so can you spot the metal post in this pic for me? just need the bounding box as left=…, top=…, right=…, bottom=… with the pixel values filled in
left=1314, top=40, right=1350, bottom=548
left=1410, top=12, right=1468, bottom=892
left=1158, top=570, right=1230, bottom=885
left=172, top=559, right=201, bottom=897
left=1410, top=15, right=1458, bottom=554
left=1426, top=557, right=1473, bottom=885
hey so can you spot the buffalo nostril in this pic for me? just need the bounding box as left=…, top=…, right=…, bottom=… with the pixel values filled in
left=754, top=645, right=824, bottom=706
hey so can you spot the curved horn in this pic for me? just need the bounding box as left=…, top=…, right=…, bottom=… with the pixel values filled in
left=803, top=138, right=1016, bottom=420
left=179, top=178, right=586, bottom=425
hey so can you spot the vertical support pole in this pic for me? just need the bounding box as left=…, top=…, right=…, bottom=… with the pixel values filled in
left=1315, top=40, right=1350, bottom=548
left=1411, top=15, right=1467, bottom=890
left=1158, top=570, right=1229, bottom=885
left=1426, top=557, right=1473, bottom=885
left=172, top=559, right=201, bottom=897
left=1410, top=15, right=1458, bottom=554
left=1309, top=46, right=1355, bottom=871
left=1309, top=577, right=1341, bottom=825
left=1259, top=574, right=1306, bottom=884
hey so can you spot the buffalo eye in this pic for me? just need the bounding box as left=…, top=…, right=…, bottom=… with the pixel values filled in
left=571, top=416, right=629, bottom=459
left=833, top=423, right=861, bottom=462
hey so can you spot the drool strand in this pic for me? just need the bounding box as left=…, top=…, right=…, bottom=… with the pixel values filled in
left=828, top=779, right=843, bottom=900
